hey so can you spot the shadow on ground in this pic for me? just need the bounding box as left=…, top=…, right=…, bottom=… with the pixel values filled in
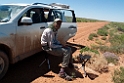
left=87, top=73, right=99, bottom=80
left=0, top=42, right=86, bottom=83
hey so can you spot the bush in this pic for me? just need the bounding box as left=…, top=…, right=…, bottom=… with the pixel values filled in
left=97, top=28, right=108, bottom=36
left=109, top=34, right=124, bottom=46
left=80, top=47, right=99, bottom=54
left=82, top=51, right=108, bottom=73
left=88, top=33, right=98, bottom=40
left=97, top=25, right=109, bottom=36
left=90, top=44, right=99, bottom=49
left=97, top=45, right=110, bottom=53
left=112, top=67, right=124, bottom=83
left=95, top=40, right=105, bottom=45
left=118, top=27, right=124, bottom=32
left=91, top=22, right=124, bottom=55
left=108, top=34, right=124, bottom=54
left=106, top=57, right=118, bottom=65
left=88, top=35, right=93, bottom=40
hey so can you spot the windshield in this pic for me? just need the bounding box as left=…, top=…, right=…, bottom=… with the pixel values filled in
left=0, top=5, right=25, bottom=22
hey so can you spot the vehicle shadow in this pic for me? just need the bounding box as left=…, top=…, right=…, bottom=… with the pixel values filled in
left=0, top=51, right=51, bottom=83
left=0, top=42, right=85, bottom=83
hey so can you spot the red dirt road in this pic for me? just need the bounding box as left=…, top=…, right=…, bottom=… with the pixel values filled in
left=69, top=22, right=109, bottom=46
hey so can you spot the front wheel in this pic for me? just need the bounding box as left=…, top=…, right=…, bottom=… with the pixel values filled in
left=0, top=51, right=9, bottom=79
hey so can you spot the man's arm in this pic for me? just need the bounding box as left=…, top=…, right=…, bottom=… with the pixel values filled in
left=41, top=29, right=48, bottom=46
left=47, top=30, right=62, bottom=48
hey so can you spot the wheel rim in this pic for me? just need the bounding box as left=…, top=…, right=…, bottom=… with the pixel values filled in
left=0, top=57, right=5, bottom=74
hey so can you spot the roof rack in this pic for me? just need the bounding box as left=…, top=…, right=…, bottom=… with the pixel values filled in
left=32, top=3, right=49, bottom=6
left=32, top=2, right=70, bottom=9
left=49, top=3, right=70, bottom=9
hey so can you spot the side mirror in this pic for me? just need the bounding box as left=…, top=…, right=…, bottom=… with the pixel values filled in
left=20, top=17, right=32, bottom=25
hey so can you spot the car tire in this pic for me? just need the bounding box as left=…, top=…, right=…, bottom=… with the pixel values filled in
left=0, top=51, right=9, bottom=79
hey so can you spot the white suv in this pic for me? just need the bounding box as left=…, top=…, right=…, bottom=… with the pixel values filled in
left=0, top=3, right=77, bottom=79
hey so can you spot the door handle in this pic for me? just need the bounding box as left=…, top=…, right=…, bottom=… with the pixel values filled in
left=40, top=26, right=45, bottom=29
left=68, top=26, right=76, bottom=29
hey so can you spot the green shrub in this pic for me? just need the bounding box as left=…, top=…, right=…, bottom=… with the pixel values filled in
left=116, top=23, right=124, bottom=32
left=90, top=44, right=99, bottom=49
left=95, top=40, right=105, bottom=45
left=118, top=27, right=124, bottom=32
left=92, top=22, right=124, bottom=55
left=88, top=35, right=93, bottom=40
left=109, top=45, right=124, bottom=54
left=108, top=23, right=124, bottom=53
left=80, top=47, right=99, bottom=54
left=112, top=67, right=124, bottom=83
left=97, top=25, right=109, bottom=36
left=104, top=25, right=110, bottom=30
left=98, top=45, right=110, bottom=53
left=97, top=28, right=108, bottom=36
left=109, top=29, right=117, bottom=37
left=106, top=57, right=118, bottom=65
left=88, top=33, right=98, bottom=40
left=109, top=34, right=124, bottom=46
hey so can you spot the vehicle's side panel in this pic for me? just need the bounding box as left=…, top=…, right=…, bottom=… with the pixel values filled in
left=57, top=23, right=77, bottom=45
left=0, top=23, right=16, bottom=62
left=15, top=8, right=47, bottom=61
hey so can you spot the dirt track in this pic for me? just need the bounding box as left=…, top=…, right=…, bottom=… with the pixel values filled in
left=0, top=22, right=116, bottom=83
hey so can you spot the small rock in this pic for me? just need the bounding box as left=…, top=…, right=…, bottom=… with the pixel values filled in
left=108, top=63, right=115, bottom=66
left=103, top=52, right=119, bottom=60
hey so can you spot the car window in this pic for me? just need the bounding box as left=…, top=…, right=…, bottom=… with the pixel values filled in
left=30, top=8, right=44, bottom=23
left=46, top=9, right=76, bottom=23
left=63, top=10, right=73, bottom=22
left=18, top=8, right=46, bottom=25
left=48, top=10, right=63, bottom=22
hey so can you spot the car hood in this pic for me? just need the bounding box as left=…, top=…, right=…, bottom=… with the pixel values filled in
left=0, top=22, right=12, bottom=27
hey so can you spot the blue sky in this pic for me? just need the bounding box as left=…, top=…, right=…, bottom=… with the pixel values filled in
left=0, top=0, right=124, bottom=22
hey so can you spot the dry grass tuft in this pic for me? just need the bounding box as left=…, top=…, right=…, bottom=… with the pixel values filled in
left=82, top=51, right=108, bottom=73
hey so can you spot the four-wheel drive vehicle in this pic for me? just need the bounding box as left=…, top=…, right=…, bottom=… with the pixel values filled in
left=0, top=3, right=77, bottom=79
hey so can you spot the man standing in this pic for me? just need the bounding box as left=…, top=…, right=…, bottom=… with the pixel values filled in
left=41, top=18, right=76, bottom=81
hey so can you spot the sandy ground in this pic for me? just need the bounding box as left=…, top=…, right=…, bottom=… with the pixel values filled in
left=0, top=22, right=120, bottom=83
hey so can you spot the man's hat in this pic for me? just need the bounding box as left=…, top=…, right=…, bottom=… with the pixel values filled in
left=54, top=18, right=62, bottom=22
